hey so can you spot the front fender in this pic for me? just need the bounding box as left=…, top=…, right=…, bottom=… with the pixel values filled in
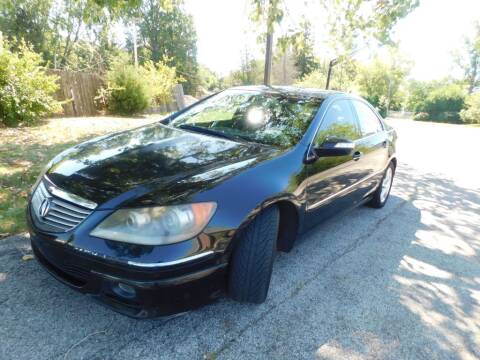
left=195, top=147, right=308, bottom=255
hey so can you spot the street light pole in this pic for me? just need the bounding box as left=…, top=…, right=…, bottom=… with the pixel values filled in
left=325, top=45, right=370, bottom=90
left=325, top=58, right=337, bottom=90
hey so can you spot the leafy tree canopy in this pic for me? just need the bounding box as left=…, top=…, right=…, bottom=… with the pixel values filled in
left=356, top=49, right=412, bottom=115
left=453, top=21, right=480, bottom=93
left=138, top=0, right=198, bottom=93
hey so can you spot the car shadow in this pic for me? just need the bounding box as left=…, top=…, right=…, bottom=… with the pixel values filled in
left=0, top=164, right=479, bottom=359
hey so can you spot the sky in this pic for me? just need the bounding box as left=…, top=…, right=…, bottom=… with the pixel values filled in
left=185, top=0, right=480, bottom=80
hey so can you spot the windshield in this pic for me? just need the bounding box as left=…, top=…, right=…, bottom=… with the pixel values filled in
left=169, top=89, right=323, bottom=148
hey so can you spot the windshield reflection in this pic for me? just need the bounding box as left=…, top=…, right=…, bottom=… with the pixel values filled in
left=170, top=89, right=323, bottom=148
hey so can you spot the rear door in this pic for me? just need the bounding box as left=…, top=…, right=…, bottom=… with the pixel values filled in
left=304, top=99, right=363, bottom=227
left=350, top=100, right=389, bottom=198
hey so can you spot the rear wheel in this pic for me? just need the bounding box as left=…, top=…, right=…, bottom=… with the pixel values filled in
left=228, top=206, right=279, bottom=303
left=367, top=162, right=395, bottom=208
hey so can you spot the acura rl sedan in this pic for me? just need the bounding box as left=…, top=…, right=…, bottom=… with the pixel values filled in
left=27, top=86, right=397, bottom=318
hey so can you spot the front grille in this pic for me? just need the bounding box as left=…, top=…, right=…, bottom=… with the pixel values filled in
left=31, top=179, right=96, bottom=232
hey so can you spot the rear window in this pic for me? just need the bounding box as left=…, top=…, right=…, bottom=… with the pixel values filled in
left=352, top=101, right=383, bottom=136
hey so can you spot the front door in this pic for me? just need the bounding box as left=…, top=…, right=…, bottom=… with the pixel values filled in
left=304, top=99, right=363, bottom=228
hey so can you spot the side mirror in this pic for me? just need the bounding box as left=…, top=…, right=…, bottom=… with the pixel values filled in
left=313, top=138, right=355, bottom=157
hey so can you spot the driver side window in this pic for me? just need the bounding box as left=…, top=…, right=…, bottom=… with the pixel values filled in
left=315, top=100, right=360, bottom=145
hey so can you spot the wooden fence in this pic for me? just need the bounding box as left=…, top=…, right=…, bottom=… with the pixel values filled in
left=48, top=70, right=103, bottom=117
left=48, top=70, right=185, bottom=117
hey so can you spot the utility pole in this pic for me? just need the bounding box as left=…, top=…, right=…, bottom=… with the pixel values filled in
left=263, top=0, right=273, bottom=86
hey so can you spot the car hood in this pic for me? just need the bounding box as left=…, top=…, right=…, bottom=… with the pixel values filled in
left=46, top=123, right=278, bottom=206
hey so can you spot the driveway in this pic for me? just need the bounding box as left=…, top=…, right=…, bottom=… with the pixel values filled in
left=1, top=119, right=479, bottom=360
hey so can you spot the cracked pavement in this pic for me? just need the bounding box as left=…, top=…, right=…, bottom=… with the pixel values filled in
left=1, top=119, right=479, bottom=359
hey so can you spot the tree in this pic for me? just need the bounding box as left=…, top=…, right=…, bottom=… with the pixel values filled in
left=277, top=18, right=318, bottom=79
left=0, top=0, right=53, bottom=60
left=0, top=0, right=125, bottom=71
left=292, top=20, right=318, bottom=78
left=356, top=49, right=411, bottom=116
left=460, top=93, right=480, bottom=124
left=52, top=0, right=91, bottom=68
left=138, top=0, right=198, bottom=94
left=272, top=45, right=299, bottom=85
left=296, top=57, right=357, bottom=91
left=405, top=80, right=436, bottom=113
left=198, top=65, right=222, bottom=93
left=324, top=0, right=419, bottom=53
left=453, top=21, right=480, bottom=93
left=250, top=0, right=419, bottom=81
left=224, top=50, right=263, bottom=87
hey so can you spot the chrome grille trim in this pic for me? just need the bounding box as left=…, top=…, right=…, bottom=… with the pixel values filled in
left=51, top=198, right=92, bottom=215
left=31, top=179, right=97, bottom=233
left=44, top=215, right=77, bottom=227
left=49, top=209, right=83, bottom=221
left=44, top=175, right=97, bottom=210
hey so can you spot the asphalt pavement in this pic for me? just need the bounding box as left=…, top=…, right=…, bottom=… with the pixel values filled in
left=0, top=119, right=479, bottom=360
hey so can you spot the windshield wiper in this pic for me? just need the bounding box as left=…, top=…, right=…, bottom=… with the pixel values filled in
left=177, top=124, right=250, bottom=143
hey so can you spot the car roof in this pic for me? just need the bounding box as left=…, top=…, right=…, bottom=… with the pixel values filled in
left=228, top=85, right=346, bottom=100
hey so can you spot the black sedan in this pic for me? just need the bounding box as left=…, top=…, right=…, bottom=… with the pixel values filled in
left=27, top=86, right=397, bottom=318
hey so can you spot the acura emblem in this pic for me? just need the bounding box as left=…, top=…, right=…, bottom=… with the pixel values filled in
left=39, top=198, right=52, bottom=218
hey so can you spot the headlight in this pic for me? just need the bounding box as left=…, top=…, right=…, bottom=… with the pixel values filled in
left=90, top=203, right=217, bottom=245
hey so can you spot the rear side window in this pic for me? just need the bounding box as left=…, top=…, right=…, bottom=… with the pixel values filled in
left=352, top=101, right=383, bottom=136
left=315, top=100, right=360, bottom=144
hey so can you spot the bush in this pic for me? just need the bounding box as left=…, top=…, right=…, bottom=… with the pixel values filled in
left=422, top=84, right=466, bottom=122
left=140, top=60, right=179, bottom=105
left=460, top=93, right=480, bottom=124
left=296, top=69, right=327, bottom=89
left=106, top=64, right=150, bottom=115
left=405, top=80, right=433, bottom=113
left=0, top=40, right=60, bottom=127
left=413, top=112, right=429, bottom=121
left=104, top=58, right=179, bottom=116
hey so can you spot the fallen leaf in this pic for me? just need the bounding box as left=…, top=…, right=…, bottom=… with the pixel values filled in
left=22, top=254, right=34, bottom=261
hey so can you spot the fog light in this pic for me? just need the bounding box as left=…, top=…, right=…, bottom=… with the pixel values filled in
left=114, top=282, right=136, bottom=299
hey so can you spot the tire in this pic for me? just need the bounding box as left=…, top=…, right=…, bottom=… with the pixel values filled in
left=367, top=162, right=395, bottom=209
left=228, top=206, right=279, bottom=304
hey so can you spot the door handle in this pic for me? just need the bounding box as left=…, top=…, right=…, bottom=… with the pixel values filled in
left=352, top=151, right=362, bottom=161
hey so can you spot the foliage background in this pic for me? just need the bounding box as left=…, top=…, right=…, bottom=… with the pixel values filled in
left=0, top=39, right=60, bottom=127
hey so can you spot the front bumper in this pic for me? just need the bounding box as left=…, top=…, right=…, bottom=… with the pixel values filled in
left=30, top=231, right=228, bottom=318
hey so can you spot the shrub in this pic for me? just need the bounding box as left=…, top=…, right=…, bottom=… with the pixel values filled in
left=106, top=64, right=150, bottom=115
left=405, top=80, right=433, bottom=113
left=413, top=112, right=429, bottom=121
left=104, top=58, right=179, bottom=116
left=422, top=84, right=466, bottom=122
left=460, top=93, right=480, bottom=124
left=0, top=40, right=60, bottom=127
left=140, top=60, right=180, bottom=106
left=296, top=69, right=327, bottom=89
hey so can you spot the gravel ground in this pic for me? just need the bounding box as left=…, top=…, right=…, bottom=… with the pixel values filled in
left=0, top=119, right=479, bottom=360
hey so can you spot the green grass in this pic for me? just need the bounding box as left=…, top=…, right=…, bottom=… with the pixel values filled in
left=0, top=116, right=161, bottom=238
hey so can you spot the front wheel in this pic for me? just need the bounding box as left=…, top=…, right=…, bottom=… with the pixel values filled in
left=228, top=206, right=279, bottom=304
left=367, top=162, right=395, bottom=208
